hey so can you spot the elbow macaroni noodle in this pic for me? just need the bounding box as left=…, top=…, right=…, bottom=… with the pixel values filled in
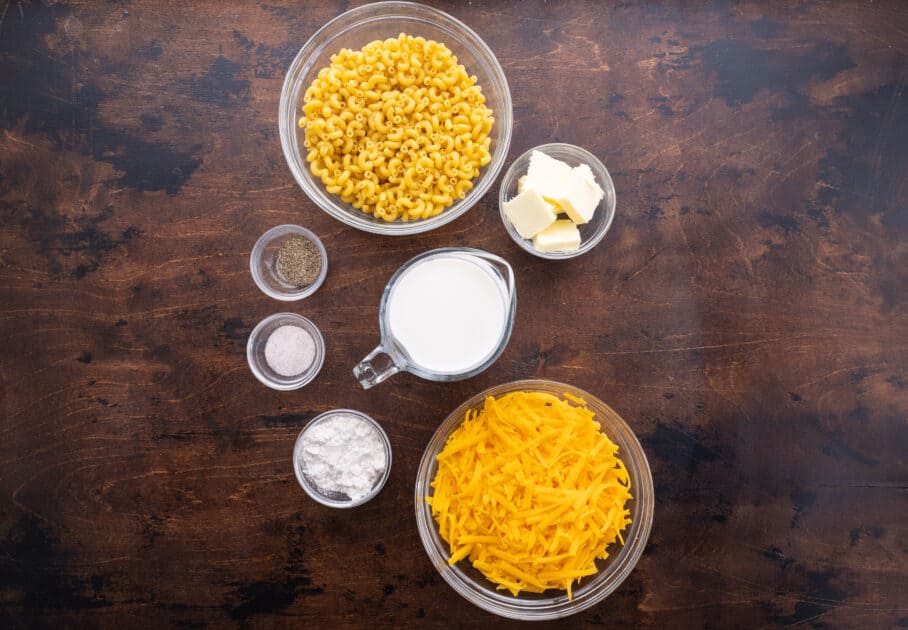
left=299, top=34, right=494, bottom=222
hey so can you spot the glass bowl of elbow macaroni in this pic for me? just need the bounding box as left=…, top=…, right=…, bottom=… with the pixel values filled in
left=280, top=1, right=513, bottom=235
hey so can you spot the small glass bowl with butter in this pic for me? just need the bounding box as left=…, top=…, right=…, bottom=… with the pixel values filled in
left=498, top=143, right=616, bottom=260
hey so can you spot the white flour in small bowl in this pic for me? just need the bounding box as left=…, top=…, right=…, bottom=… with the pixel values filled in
left=299, top=413, right=388, bottom=502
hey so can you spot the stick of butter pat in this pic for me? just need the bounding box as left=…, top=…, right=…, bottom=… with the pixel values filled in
left=554, top=164, right=604, bottom=224
left=522, top=150, right=574, bottom=200
left=502, top=188, right=557, bottom=239
left=533, top=220, right=582, bottom=252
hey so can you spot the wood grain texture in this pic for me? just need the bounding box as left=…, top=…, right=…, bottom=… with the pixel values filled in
left=1, top=0, right=907, bottom=627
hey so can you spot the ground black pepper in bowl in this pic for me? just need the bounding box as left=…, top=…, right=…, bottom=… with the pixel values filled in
left=277, top=236, right=322, bottom=287
left=250, top=224, right=328, bottom=301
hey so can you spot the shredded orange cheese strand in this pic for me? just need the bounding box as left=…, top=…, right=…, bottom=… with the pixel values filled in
left=427, top=391, right=632, bottom=599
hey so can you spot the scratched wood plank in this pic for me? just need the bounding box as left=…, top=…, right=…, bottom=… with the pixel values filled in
left=1, top=0, right=907, bottom=627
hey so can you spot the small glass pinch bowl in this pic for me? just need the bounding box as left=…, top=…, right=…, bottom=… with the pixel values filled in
left=498, top=143, right=616, bottom=260
left=279, top=1, right=513, bottom=235
left=293, top=409, right=393, bottom=508
left=250, top=224, right=328, bottom=301
left=246, top=313, right=325, bottom=391
left=414, top=380, right=653, bottom=620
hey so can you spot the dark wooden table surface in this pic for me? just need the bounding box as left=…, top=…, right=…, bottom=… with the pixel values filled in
left=2, top=0, right=907, bottom=627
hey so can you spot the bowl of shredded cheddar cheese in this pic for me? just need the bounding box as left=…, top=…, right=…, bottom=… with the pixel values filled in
left=280, top=1, right=512, bottom=235
left=415, top=380, right=654, bottom=620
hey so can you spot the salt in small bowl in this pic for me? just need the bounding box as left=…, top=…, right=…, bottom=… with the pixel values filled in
left=246, top=312, right=325, bottom=390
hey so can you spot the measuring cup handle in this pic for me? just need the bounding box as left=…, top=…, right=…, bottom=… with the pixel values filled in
left=354, top=344, right=402, bottom=390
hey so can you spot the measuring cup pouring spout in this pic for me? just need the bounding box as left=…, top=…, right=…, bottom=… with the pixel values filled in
left=468, top=249, right=516, bottom=305
left=353, top=247, right=517, bottom=390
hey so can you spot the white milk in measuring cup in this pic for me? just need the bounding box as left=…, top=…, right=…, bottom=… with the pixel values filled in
left=354, top=248, right=516, bottom=389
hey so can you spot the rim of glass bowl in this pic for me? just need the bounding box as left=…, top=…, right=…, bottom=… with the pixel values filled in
left=279, top=1, right=513, bottom=235
left=498, top=143, right=617, bottom=260
left=293, top=409, right=393, bottom=508
left=414, top=380, right=654, bottom=620
left=246, top=313, right=326, bottom=391
left=250, top=224, right=329, bottom=301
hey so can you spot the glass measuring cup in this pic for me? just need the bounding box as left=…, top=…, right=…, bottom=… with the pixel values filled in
left=354, top=248, right=516, bottom=389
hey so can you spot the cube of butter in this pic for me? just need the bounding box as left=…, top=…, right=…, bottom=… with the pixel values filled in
left=517, top=175, right=527, bottom=194
left=502, top=188, right=557, bottom=239
left=533, top=220, right=581, bottom=253
left=574, top=163, right=595, bottom=182
left=522, top=150, right=574, bottom=201
left=555, top=165, right=604, bottom=224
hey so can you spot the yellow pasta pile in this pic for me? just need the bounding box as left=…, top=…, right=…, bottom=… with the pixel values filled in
left=299, top=34, right=494, bottom=222
left=427, top=391, right=633, bottom=599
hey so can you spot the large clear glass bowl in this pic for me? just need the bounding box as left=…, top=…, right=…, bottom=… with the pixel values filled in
left=279, top=1, right=513, bottom=235
left=414, top=380, right=654, bottom=620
